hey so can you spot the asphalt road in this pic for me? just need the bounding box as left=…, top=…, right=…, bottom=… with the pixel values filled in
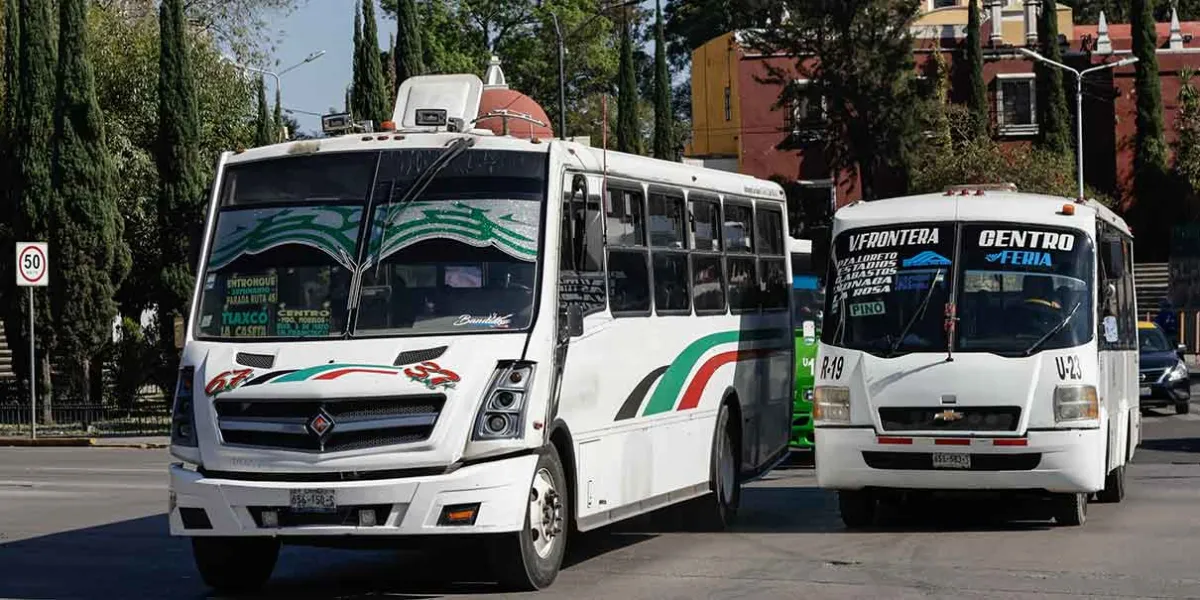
left=3, top=405, right=1200, bottom=599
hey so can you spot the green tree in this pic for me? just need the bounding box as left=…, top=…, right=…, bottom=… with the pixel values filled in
left=0, top=0, right=18, bottom=360
left=750, top=0, right=923, bottom=200
left=662, top=0, right=777, bottom=69
left=254, top=76, right=272, bottom=145
left=1037, top=0, right=1072, bottom=155
left=50, top=0, right=130, bottom=402
left=652, top=0, right=673, bottom=160
left=273, top=85, right=283, bottom=140
left=392, top=0, right=425, bottom=83
left=156, top=0, right=206, bottom=378
left=7, top=0, right=58, bottom=404
left=384, top=32, right=398, bottom=105
left=1174, top=68, right=1200, bottom=219
left=357, top=0, right=390, bottom=125
left=964, top=0, right=988, bottom=139
left=1130, top=0, right=1172, bottom=258
left=616, top=14, right=640, bottom=154
left=351, top=3, right=363, bottom=118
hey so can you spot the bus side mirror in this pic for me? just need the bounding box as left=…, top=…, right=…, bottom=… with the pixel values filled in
left=1178, top=343, right=1188, bottom=358
left=1102, top=238, right=1124, bottom=280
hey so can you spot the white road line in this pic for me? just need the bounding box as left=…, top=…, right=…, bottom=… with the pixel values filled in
left=0, top=467, right=164, bottom=474
left=0, top=480, right=166, bottom=491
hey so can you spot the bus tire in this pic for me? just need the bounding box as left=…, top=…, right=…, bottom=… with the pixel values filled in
left=1176, top=401, right=1190, bottom=415
left=691, top=403, right=742, bottom=531
left=489, top=445, right=568, bottom=591
left=1053, top=492, right=1087, bottom=526
left=1096, top=465, right=1126, bottom=504
left=838, top=490, right=876, bottom=529
left=191, top=536, right=279, bottom=593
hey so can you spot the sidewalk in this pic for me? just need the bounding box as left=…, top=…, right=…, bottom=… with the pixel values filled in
left=0, top=435, right=169, bottom=449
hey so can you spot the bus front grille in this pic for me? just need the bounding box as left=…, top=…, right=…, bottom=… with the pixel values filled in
left=215, top=395, right=445, bottom=452
left=878, top=407, right=1020, bottom=432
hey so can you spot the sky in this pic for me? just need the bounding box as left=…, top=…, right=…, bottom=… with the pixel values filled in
left=269, top=1, right=660, bottom=135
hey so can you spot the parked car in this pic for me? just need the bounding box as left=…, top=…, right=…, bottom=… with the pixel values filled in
left=1138, top=321, right=1192, bottom=414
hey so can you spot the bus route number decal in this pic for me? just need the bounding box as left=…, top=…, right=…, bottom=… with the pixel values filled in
left=821, top=356, right=845, bottom=380
left=1054, top=355, right=1082, bottom=380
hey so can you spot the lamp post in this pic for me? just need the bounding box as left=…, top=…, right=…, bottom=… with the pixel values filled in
left=1018, top=48, right=1138, bottom=200
left=227, top=51, right=327, bottom=141
left=550, top=0, right=640, bottom=140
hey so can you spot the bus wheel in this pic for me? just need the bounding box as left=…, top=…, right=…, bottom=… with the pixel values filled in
left=1176, top=401, right=1191, bottom=415
left=691, top=404, right=742, bottom=530
left=1053, top=492, right=1087, bottom=526
left=838, top=490, right=876, bottom=529
left=1096, top=465, right=1126, bottom=504
left=490, top=445, right=568, bottom=591
left=191, top=536, right=279, bottom=593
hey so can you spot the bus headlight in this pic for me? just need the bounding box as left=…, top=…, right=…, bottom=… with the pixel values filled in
left=170, top=367, right=198, bottom=447
left=813, top=386, right=851, bottom=424
left=1166, top=361, right=1189, bottom=382
left=472, top=361, right=536, bottom=440
left=1054, top=385, right=1099, bottom=423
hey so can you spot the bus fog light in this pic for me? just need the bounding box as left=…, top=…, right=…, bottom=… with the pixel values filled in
left=486, top=413, right=510, bottom=434
left=1054, top=385, right=1098, bottom=422
left=261, top=510, right=279, bottom=528
left=813, top=386, right=851, bottom=424
left=358, top=508, right=377, bottom=527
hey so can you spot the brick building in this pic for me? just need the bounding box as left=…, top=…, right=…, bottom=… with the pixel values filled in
left=685, top=1, right=1200, bottom=227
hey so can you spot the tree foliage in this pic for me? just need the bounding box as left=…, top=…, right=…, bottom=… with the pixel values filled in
left=1036, top=0, right=1072, bottom=155
left=652, top=0, right=673, bottom=160
left=51, top=0, right=130, bottom=402
left=254, top=76, right=272, bottom=145
left=662, top=0, right=777, bottom=70
left=750, top=0, right=923, bottom=200
left=1173, top=68, right=1200, bottom=219
left=964, top=0, right=988, bottom=139
left=355, top=0, right=390, bottom=125
left=616, top=14, right=640, bottom=154
left=392, top=0, right=425, bottom=84
left=157, top=0, right=207, bottom=375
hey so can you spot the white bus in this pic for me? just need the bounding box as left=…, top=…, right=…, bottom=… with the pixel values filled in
left=167, top=74, right=794, bottom=592
left=814, top=187, right=1138, bottom=528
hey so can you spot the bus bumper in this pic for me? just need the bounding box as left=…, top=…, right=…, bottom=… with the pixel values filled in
left=814, top=427, right=1105, bottom=494
left=168, top=453, right=538, bottom=537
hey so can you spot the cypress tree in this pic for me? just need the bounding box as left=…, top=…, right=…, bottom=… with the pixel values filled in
left=156, top=0, right=205, bottom=375
left=51, top=0, right=129, bottom=402
left=616, top=15, right=640, bottom=155
left=1036, top=0, right=1072, bottom=155
left=273, top=86, right=284, bottom=141
left=1132, top=0, right=1168, bottom=184
left=8, top=0, right=58, bottom=405
left=359, top=0, right=390, bottom=125
left=254, top=76, right=271, bottom=146
left=965, top=0, right=988, bottom=139
left=0, top=0, right=19, bottom=350
left=394, top=0, right=424, bottom=84
left=351, top=3, right=363, bottom=119
left=385, top=33, right=397, bottom=107
left=652, top=0, right=673, bottom=160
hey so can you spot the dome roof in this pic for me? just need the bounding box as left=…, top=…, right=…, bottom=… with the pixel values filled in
left=476, top=88, right=554, bottom=140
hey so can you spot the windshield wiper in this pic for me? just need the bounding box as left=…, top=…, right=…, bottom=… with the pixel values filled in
left=377, top=135, right=476, bottom=256
left=887, top=269, right=943, bottom=357
left=1023, top=300, right=1083, bottom=357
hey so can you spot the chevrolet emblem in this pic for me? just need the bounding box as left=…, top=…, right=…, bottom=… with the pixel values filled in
left=934, top=409, right=964, bottom=422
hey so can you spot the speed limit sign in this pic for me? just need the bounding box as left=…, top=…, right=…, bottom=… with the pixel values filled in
left=16, top=242, right=48, bottom=287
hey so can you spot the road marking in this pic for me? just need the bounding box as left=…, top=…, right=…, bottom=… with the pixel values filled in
left=0, top=479, right=166, bottom=491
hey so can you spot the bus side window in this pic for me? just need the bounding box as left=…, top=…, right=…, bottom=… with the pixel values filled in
left=1121, top=237, right=1137, bottom=349
left=559, top=174, right=606, bottom=315
left=756, top=205, right=788, bottom=312
left=691, top=195, right=726, bottom=314
left=725, top=200, right=758, bottom=313
left=606, top=184, right=651, bottom=315
left=649, top=188, right=690, bottom=315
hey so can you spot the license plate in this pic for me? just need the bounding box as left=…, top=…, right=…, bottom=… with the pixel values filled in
left=290, top=488, right=336, bottom=513
left=1140, top=386, right=1152, bottom=396
left=931, top=452, right=971, bottom=470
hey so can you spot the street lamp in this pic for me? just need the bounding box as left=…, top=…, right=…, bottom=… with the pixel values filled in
left=1019, top=48, right=1138, bottom=200
left=226, top=50, right=326, bottom=141
left=550, top=0, right=640, bottom=140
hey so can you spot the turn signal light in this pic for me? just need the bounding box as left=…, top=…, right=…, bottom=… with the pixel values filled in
left=438, top=503, right=480, bottom=526
left=1060, top=204, right=1076, bottom=216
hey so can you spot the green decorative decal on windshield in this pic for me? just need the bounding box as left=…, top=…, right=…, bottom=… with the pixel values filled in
left=209, top=206, right=362, bottom=271
left=375, top=200, right=539, bottom=262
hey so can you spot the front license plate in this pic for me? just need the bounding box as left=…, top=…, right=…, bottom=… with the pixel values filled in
left=931, top=452, right=971, bottom=470
left=1139, top=386, right=1152, bottom=397
left=290, top=488, right=336, bottom=513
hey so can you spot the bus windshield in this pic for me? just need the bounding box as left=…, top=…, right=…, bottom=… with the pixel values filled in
left=194, top=149, right=547, bottom=340
left=823, top=222, right=1094, bottom=357
left=791, top=252, right=824, bottom=328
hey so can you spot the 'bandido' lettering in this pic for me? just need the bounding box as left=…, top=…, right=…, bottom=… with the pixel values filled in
left=978, top=229, right=1075, bottom=251
left=849, top=228, right=939, bottom=252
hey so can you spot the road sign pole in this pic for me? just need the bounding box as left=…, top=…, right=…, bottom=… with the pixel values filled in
left=29, top=286, right=35, bottom=440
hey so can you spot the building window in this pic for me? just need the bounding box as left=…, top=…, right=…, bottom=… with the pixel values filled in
left=996, top=74, right=1038, bottom=136
left=724, top=87, right=732, bottom=121
left=782, top=80, right=825, bottom=134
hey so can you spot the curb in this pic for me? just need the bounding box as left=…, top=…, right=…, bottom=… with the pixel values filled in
left=0, top=438, right=168, bottom=449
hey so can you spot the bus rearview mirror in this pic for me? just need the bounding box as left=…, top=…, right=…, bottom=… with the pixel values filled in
left=1102, top=238, right=1124, bottom=280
